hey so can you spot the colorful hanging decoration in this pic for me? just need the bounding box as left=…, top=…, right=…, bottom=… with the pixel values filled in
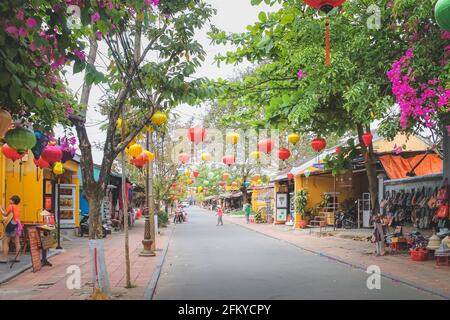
left=5, top=126, right=36, bottom=153
left=0, top=110, right=12, bottom=140
left=303, top=0, right=347, bottom=66
left=287, top=172, right=294, bottom=181
left=41, top=144, right=63, bottom=165
left=226, top=132, right=240, bottom=145
left=53, top=161, right=64, bottom=175
left=34, top=157, right=50, bottom=169
left=244, top=181, right=251, bottom=188
left=311, top=137, right=327, bottom=153
left=231, top=181, right=238, bottom=187
left=31, top=131, right=48, bottom=160
left=143, top=150, right=155, bottom=162
left=1, top=144, right=25, bottom=161
left=219, top=181, right=225, bottom=187
left=435, top=0, right=450, bottom=31
left=253, top=175, right=260, bottom=181
left=201, top=153, right=211, bottom=161
left=188, top=128, right=206, bottom=144
left=178, top=152, right=190, bottom=164
left=362, top=131, right=373, bottom=147
left=186, top=179, right=193, bottom=185
left=151, top=111, right=168, bottom=126
left=223, top=172, right=230, bottom=181
left=277, top=148, right=291, bottom=161
left=304, top=170, right=311, bottom=178
left=257, top=138, right=273, bottom=154
left=193, top=170, right=199, bottom=178
left=128, top=143, right=143, bottom=159
left=223, top=155, right=236, bottom=167
left=288, top=133, right=300, bottom=145
left=185, top=169, right=191, bottom=177
left=116, top=118, right=123, bottom=131
left=250, top=151, right=261, bottom=160
left=197, top=186, right=203, bottom=193
left=335, top=146, right=342, bottom=155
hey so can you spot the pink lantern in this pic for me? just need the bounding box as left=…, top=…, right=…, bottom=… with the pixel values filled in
left=223, top=155, right=235, bottom=167
left=178, top=153, right=190, bottom=164
left=258, top=138, right=273, bottom=153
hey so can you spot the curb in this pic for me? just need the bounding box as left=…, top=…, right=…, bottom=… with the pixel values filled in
left=0, top=250, right=60, bottom=285
left=225, top=216, right=450, bottom=300
left=144, top=224, right=175, bottom=300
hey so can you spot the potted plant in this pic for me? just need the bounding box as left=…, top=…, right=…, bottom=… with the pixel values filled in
left=294, top=190, right=309, bottom=228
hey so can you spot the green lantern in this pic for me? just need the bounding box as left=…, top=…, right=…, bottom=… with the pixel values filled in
left=5, top=127, right=36, bottom=153
left=436, top=0, right=450, bottom=31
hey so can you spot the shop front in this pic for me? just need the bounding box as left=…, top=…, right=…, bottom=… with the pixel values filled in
left=272, top=178, right=295, bottom=225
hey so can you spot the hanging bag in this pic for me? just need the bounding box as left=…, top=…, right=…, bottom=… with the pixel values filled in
left=437, top=178, right=449, bottom=202
left=435, top=203, right=449, bottom=219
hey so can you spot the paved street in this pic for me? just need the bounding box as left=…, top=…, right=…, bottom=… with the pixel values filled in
left=154, top=207, right=441, bottom=300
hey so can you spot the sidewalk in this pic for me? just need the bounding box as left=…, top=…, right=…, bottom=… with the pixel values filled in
left=0, top=219, right=173, bottom=300
left=217, top=212, right=450, bottom=299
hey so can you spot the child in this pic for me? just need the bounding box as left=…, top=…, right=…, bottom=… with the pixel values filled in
left=216, top=205, right=224, bottom=226
left=1, top=195, right=23, bottom=263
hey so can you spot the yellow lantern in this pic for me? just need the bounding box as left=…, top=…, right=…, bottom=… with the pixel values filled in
left=151, top=111, right=168, bottom=126
left=250, top=151, right=261, bottom=160
left=257, top=179, right=262, bottom=185
left=185, top=169, right=191, bottom=177
left=116, top=118, right=122, bottom=130
left=288, top=133, right=300, bottom=145
left=143, top=150, right=155, bottom=162
left=53, top=162, right=64, bottom=175
left=226, top=132, right=240, bottom=145
left=197, top=186, right=203, bottom=193
left=201, top=153, right=211, bottom=161
left=186, top=179, right=193, bottom=185
left=145, top=125, right=154, bottom=133
left=128, top=143, right=142, bottom=159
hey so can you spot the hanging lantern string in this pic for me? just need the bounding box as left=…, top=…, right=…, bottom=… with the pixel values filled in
left=325, top=15, right=330, bottom=66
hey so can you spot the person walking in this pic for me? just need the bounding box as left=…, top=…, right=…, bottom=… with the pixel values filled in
left=0, top=195, right=23, bottom=263
left=371, top=214, right=386, bottom=256
left=216, top=205, right=224, bottom=226
left=244, top=203, right=251, bottom=224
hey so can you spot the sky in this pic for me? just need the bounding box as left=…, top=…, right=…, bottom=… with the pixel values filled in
left=61, top=0, right=278, bottom=165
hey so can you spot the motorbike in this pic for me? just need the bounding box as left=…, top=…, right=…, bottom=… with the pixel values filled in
left=79, top=211, right=111, bottom=238
left=335, top=210, right=358, bottom=229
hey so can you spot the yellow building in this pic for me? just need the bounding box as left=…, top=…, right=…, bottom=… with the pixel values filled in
left=0, top=151, right=80, bottom=232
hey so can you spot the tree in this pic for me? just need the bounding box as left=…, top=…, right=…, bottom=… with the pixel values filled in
left=208, top=0, right=438, bottom=214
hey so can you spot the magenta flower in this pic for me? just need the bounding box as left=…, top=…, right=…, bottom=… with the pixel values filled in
left=393, top=144, right=403, bottom=155
left=16, top=10, right=25, bottom=21
left=18, top=27, right=28, bottom=37
left=29, top=42, right=37, bottom=52
left=96, top=31, right=103, bottom=40
left=74, top=49, right=86, bottom=61
left=297, top=69, right=305, bottom=80
left=5, top=26, right=18, bottom=37
left=91, top=12, right=100, bottom=24
left=26, top=17, right=37, bottom=28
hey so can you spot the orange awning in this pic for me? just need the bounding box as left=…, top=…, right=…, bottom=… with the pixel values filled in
left=378, top=154, right=442, bottom=180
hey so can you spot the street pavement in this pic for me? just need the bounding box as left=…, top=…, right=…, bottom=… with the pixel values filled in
left=153, top=207, right=441, bottom=300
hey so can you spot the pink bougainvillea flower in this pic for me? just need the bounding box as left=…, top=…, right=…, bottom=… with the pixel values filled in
left=34, top=59, right=43, bottom=67
left=107, top=1, right=114, bottom=11
left=297, top=69, right=305, bottom=80
left=91, top=12, right=100, bottom=24
left=16, top=10, right=25, bottom=21
left=5, top=26, right=18, bottom=37
left=441, top=31, right=450, bottom=40
left=29, top=42, right=37, bottom=52
left=26, top=17, right=38, bottom=28
left=96, top=31, right=103, bottom=40
left=74, top=49, right=86, bottom=61
left=152, top=0, right=160, bottom=5
left=393, top=144, right=403, bottom=155
left=18, top=27, right=28, bottom=37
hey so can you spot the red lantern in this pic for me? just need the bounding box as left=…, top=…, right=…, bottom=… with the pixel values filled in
left=253, top=175, right=260, bottom=181
left=223, top=172, right=230, bottom=181
left=34, top=157, right=50, bottom=169
left=1, top=144, right=25, bottom=161
left=277, top=148, right=291, bottom=161
left=188, top=128, right=206, bottom=144
left=172, top=183, right=177, bottom=188
left=133, top=154, right=148, bottom=168
left=287, top=172, right=294, bottom=181
left=303, top=0, right=347, bottom=66
left=311, top=137, right=327, bottom=153
left=178, top=152, right=190, bottom=164
left=41, top=144, right=63, bottom=165
left=335, top=147, right=342, bottom=155
left=193, top=170, right=199, bottom=178
left=223, top=155, right=235, bottom=167
left=362, top=132, right=373, bottom=147
left=258, top=138, right=273, bottom=153
left=219, top=181, right=225, bottom=187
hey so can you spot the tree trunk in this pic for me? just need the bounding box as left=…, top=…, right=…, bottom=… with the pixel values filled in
left=356, top=124, right=379, bottom=216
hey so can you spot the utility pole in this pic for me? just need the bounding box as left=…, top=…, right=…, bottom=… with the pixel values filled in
left=140, top=130, right=156, bottom=256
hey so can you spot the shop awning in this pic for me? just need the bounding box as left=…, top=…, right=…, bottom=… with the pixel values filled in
left=378, top=153, right=442, bottom=180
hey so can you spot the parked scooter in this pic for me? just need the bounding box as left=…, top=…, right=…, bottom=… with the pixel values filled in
left=79, top=211, right=111, bottom=238
left=335, top=210, right=358, bottom=229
